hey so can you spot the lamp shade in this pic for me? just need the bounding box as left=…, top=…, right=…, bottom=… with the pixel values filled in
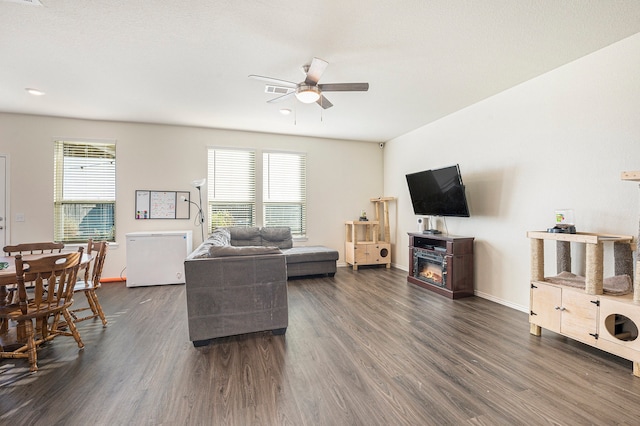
left=191, top=178, right=206, bottom=188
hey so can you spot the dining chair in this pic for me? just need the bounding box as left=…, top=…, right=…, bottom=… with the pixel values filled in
left=2, top=242, right=66, bottom=304
left=0, top=248, right=84, bottom=372
left=3, top=241, right=65, bottom=256
left=68, top=240, right=109, bottom=327
left=0, top=274, right=16, bottom=334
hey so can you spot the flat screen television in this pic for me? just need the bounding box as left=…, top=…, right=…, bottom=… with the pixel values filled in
left=405, top=164, right=470, bottom=217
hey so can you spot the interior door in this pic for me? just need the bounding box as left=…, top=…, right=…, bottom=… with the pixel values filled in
left=0, top=155, right=6, bottom=248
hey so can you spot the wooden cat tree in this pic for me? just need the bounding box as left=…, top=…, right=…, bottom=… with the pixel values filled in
left=527, top=171, right=640, bottom=376
left=344, top=197, right=395, bottom=270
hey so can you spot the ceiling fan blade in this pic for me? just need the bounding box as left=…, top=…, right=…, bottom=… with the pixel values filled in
left=316, top=95, right=333, bottom=109
left=249, top=74, right=297, bottom=88
left=304, top=57, right=328, bottom=85
left=267, top=91, right=295, bottom=104
left=318, top=82, right=369, bottom=92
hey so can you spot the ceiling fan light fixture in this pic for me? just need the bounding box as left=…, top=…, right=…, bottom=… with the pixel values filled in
left=279, top=108, right=292, bottom=115
left=295, top=85, right=320, bottom=103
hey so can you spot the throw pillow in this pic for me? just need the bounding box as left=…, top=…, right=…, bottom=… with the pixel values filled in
left=261, top=227, right=293, bottom=249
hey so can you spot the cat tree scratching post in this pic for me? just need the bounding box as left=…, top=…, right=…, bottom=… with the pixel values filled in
left=370, top=197, right=395, bottom=243
left=622, top=171, right=640, bottom=302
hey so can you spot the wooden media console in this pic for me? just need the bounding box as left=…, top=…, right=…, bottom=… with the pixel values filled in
left=407, top=232, right=474, bottom=299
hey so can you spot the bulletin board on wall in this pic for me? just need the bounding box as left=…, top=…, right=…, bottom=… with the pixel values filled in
left=135, top=190, right=191, bottom=219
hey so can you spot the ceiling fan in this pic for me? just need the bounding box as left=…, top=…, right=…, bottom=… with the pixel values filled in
left=249, top=57, right=369, bottom=109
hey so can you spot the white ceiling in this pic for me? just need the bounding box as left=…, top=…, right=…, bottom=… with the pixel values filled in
left=1, top=0, right=640, bottom=143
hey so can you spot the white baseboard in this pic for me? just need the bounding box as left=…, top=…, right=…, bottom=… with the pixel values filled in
left=339, top=262, right=528, bottom=313
left=473, top=289, right=528, bottom=313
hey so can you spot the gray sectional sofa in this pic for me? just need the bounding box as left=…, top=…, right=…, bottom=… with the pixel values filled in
left=184, top=226, right=338, bottom=346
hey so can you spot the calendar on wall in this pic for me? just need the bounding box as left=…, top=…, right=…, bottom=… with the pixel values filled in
left=135, top=190, right=191, bottom=219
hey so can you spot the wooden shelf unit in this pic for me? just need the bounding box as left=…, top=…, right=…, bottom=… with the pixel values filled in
left=527, top=230, right=640, bottom=377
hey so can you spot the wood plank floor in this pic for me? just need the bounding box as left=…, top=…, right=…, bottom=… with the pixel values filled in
left=2, top=267, right=640, bottom=425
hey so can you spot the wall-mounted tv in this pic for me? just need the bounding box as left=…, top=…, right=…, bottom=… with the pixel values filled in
left=405, top=164, right=470, bottom=217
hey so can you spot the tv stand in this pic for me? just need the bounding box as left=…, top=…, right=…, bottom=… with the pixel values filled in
left=407, top=233, right=474, bottom=299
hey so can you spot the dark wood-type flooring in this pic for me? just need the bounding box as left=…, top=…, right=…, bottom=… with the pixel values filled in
left=2, top=267, right=640, bottom=425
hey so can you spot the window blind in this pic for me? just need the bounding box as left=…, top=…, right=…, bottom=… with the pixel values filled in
left=207, top=148, right=256, bottom=229
left=263, top=151, right=306, bottom=236
left=53, top=141, right=116, bottom=242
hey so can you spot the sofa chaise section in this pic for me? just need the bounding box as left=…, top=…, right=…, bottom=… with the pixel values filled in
left=228, top=226, right=339, bottom=278
left=284, top=246, right=338, bottom=278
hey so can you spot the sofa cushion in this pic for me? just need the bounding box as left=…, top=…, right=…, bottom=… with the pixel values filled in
left=209, top=245, right=281, bottom=257
left=261, top=227, right=293, bottom=249
left=228, top=227, right=262, bottom=246
left=207, top=228, right=231, bottom=246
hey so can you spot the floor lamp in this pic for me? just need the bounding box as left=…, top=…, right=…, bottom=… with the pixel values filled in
left=183, top=178, right=206, bottom=243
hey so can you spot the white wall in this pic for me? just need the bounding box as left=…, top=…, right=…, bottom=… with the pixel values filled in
left=384, top=33, right=640, bottom=311
left=0, top=115, right=383, bottom=278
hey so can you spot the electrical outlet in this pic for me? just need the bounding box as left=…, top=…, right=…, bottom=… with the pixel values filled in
left=16, top=213, right=25, bottom=222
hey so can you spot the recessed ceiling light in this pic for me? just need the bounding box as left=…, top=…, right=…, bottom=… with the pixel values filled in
left=279, top=108, right=292, bottom=115
left=25, top=88, right=45, bottom=96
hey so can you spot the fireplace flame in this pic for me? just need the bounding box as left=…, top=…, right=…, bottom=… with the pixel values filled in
left=419, top=266, right=442, bottom=283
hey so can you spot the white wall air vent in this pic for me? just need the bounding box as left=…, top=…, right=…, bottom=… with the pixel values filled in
left=2, top=0, right=43, bottom=5
left=265, top=85, right=292, bottom=95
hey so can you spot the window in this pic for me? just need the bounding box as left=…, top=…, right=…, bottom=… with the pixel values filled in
left=263, top=151, right=306, bottom=237
left=207, top=148, right=256, bottom=228
left=206, top=148, right=307, bottom=237
left=54, top=140, right=116, bottom=243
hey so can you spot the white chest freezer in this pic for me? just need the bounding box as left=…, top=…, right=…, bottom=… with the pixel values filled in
left=125, top=230, right=193, bottom=287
